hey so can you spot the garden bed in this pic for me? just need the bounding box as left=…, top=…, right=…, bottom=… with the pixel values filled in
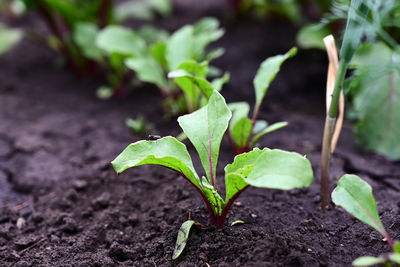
left=0, top=1, right=399, bottom=266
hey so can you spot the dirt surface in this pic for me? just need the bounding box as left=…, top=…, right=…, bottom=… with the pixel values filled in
left=0, top=1, right=400, bottom=266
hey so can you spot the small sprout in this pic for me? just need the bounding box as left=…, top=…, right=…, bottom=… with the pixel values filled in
left=125, top=116, right=155, bottom=137
left=332, top=175, right=400, bottom=266
left=172, top=220, right=200, bottom=260
left=231, top=220, right=244, bottom=226
left=96, top=86, right=114, bottom=99
left=112, top=89, right=313, bottom=258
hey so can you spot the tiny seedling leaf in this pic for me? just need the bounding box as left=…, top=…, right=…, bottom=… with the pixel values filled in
left=253, top=47, right=297, bottom=107
left=244, top=149, right=313, bottom=190
left=111, top=136, right=202, bottom=191
left=172, top=220, right=196, bottom=260
left=96, top=25, right=146, bottom=57
left=231, top=220, right=244, bottom=226
left=352, top=256, right=385, bottom=267
left=332, top=175, right=386, bottom=237
left=73, top=22, right=102, bottom=61
left=178, top=90, right=231, bottom=182
left=250, top=121, right=288, bottom=148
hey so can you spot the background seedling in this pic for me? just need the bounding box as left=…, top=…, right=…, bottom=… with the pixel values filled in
left=226, top=48, right=296, bottom=154
left=112, top=90, right=313, bottom=259
left=332, top=175, right=400, bottom=266
left=0, top=23, right=22, bottom=55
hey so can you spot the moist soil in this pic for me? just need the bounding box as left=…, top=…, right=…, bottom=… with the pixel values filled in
left=0, top=1, right=399, bottom=266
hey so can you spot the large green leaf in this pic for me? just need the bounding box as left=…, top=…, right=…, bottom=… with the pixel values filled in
left=224, top=148, right=267, bottom=204
left=111, top=136, right=202, bottom=190
left=172, top=220, right=196, bottom=260
left=96, top=25, right=146, bottom=57
left=177, top=90, right=231, bottom=183
left=332, top=175, right=386, bottom=237
left=244, top=149, right=313, bottom=190
left=350, top=43, right=400, bottom=159
left=125, top=57, right=168, bottom=88
left=166, top=25, right=193, bottom=71
left=73, top=22, right=102, bottom=61
left=253, top=47, right=297, bottom=106
left=0, top=24, right=22, bottom=55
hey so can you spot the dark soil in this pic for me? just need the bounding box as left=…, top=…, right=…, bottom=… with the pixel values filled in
left=1, top=1, right=399, bottom=266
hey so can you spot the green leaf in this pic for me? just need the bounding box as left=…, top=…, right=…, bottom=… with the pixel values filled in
left=137, top=25, right=169, bottom=45
left=228, top=102, right=250, bottom=131
left=96, top=26, right=146, bottom=57
left=250, top=121, right=288, bottom=148
left=352, top=256, right=385, bottom=266
left=224, top=148, right=267, bottom=204
left=0, top=23, right=22, bottom=55
left=231, top=220, right=244, bottom=226
left=296, top=24, right=331, bottom=50
left=389, top=253, right=400, bottom=264
left=176, top=60, right=208, bottom=77
left=125, top=57, right=168, bottom=88
left=350, top=43, right=400, bottom=159
left=192, top=17, right=224, bottom=60
left=111, top=136, right=202, bottom=190
left=244, top=149, right=313, bottom=190
left=172, top=220, right=196, bottom=260
left=211, top=72, right=229, bottom=92
left=166, top=25, right=193, bottom=71
left=150, top=42, right=168, bottom=69
left=231, top=117, right=252, bottom=149
left=332, top=175, right=386, bottom=237
left=73, top=22, right=102, bottom=61
left=394, top=241, right=400, bottom=253
left=202, top=178, right=224, bottom=216
left=178, top=90, right=231, bottom=183
left=253, top=120, right=268, bottom=134
left=253, top=47, right=297, bottom=107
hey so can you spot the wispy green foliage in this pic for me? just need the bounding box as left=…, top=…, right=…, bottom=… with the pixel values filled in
left=0, top=23, right=22, bottom=55
left=332, top=175, right=400, bottom=266
left=114, top=0, right=171, bottom=21
left=227, top=48, right=296, bottom=154
left=112, top=90, right=313, bottom=259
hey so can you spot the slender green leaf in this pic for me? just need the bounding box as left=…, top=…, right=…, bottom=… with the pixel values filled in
left=96, top=26, right=146, bottom=57
left=73, top=22, right=102, bottom=61
left=253, top=120, right=268, bottom=134
left=352, top=256, right=385, bottom=266
left=111, top=136, right=202, bottom=190
left=250, top=121, right=288, bottom=148
left=244, top=149, right=313, bottom=190
left=332, top=175, right=386, bottom=236
left=166, top=26, right=193, bottom=70
left=231, top=220, right=244, bottom=226
left=228, top=102, right=250, bottom=131
left=125, top=57, right=168, bottom=88
left=150, top=42, right=167, bottom=69
left=224, top=148, right=267, bottom=204
left=253, top=47, right=297, bottom=106
left=0, top=24, right=22, bottom=55
left=192, top=17, right=224, bottom=60
left=172, top=220, right=196, bottom=260
left=178, top=90, right=231, bottom=182
left=211, top=72, right=229, bottom=92
left=231, top=117, right=252, bottom=149
left=202, top=178, right=224, bottom=216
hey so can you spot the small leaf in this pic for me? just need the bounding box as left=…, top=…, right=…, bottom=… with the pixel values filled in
left=211, top=72, right=229, bottom=92
left=394, top=241, right=400, bottom=253
left=0, top=23, right=22, bottom=55
left=250, top=121, right=288, bottom=148
left=172, top=220, right=196, bottom=260
left=192, top=17, right=224, bottom=60
left=125, top=57, right=168, bottom=88
left=253, top=47, right=297, bottom=107
left=231, top=117, right=252, bottom=149
left=73, top=22, right=102, bottom=61
left=332, top=175, right=386, bottom=237
left=252, top=120, right=268, bottom=134
left=244, top=149, right=313, bottom=190
left=202, top=178, right=224, bottom=216
left=352, top=256, right=385, bottom=266
left=150, top=42, right=168, bottom=69
left=296, top=23, right=331, bottom=50
left=231, top=220, right=244, bottom=226
left=96, top=26, right=146, bottom=57
left=389, top=253, right=400, bottom=264
left=178, top=90, right=231, bottom=183
left=228, top=102, right=250, bottom=131
left=166, top=25, right=193, bottom=71
left=111, top=136, right=202, bottom=191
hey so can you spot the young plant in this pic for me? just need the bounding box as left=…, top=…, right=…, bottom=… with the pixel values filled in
left=332, top=175, right=400, bottom=266
left=225, top=47, right=297, bottom=154
left=0, top=23, right=22, bottom=55
left=112, top=89, right=314, bottom=259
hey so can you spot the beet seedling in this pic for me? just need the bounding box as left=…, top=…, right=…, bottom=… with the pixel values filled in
left=226, top=47, right=296, bottom=154
left=332, top=175, right=400, bottom=266
left=112, top=89, right=313, bottom=259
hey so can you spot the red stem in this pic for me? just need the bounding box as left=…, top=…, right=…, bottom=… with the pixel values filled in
left=217, top=185, right=249, bottom=229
